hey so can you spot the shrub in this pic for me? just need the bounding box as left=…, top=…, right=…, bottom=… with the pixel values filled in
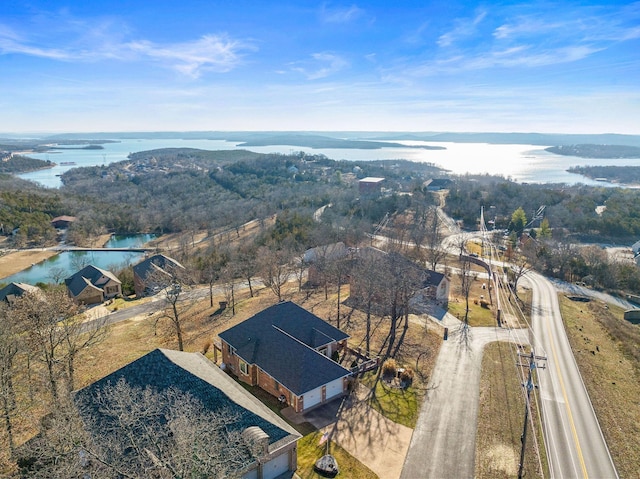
left=399, top=367, right=414, bottom=387
left=381, top=358, right=397, bottom=379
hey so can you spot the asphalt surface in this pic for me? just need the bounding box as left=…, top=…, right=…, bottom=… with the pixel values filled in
left=400, top=317, right=529, bottom=479
left=80, top=286, right=213, bottom=333
left=528, top=271, right=618, bottom=479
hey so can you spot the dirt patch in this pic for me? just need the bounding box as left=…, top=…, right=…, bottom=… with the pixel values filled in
left=484, top=444, right=519, bottom=476
left=0, top=249, right=59, bottom=280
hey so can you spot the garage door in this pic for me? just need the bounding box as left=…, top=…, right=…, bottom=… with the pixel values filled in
left=325, top=377, right=344, bottom=401
left=303, top=386, right=322, bottom=410
left=262, top=451, right=290, bottom=479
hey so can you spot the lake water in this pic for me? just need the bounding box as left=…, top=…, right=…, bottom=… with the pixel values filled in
left=17, top=137, right=637, bottom=188
left=1, top=250, right=144, bottom=285
left=104, top=233, right=158, bottom=248
left=0, top=234, right=157, bottom=285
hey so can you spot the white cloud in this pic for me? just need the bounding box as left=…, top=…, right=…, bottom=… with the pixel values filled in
left=438, top=10, right=487, bottom=47
left=493, top=6, right=640, bottom=44
left=421, top=44, right=602, bottom=74
left=126, top=35, right=250, bottom=78
left=0, top=16, right=251, bottom=78
left=291, top=52, right=349, bottom=80
left=0, top=36, right=71, bottom=60
left=404, top=21, right=431, bottom=45
left=320, top=4, right=364, bottom=23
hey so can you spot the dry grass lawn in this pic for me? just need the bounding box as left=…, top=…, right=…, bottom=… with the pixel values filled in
left=2, top=278, right=441, bottom=478
left=0, top=249, right=59, bottom=280
left=475, top=342, right=547, bottom=479
left=559, top=294, right=640, bottom=478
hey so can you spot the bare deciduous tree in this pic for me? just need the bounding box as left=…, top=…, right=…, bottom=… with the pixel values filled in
left=423, top=206, right=447, bottom=271
left=257, top=244, right=292, bottom=302
left=13, top=289, right=106, bottom=405
left=20, top=380, right=259, bottom=479
left=0, top=303, right=20, bottom=455
left=457, top=255, right=474, bottom=343
left=327, top=250, right=354, bottom=329
left=351, top=249, right=383, bottom=356
left=235, top=239, right=259, bottom=298
left=509, top=256, right=532, bottom=303
left=146, top=265, right=193, bottom=351
left=221, top=262, right=239, bottom=315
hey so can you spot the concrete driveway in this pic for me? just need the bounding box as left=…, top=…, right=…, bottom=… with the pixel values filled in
left=400, top=316, right=530, bottom=479
left=283, top=384, right=413, bottom=479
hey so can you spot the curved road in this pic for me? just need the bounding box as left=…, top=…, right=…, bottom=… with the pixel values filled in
left=528, top=271, right=618, bottom=479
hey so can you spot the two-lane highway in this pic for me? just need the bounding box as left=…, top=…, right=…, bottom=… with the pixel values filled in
left=528, top=271, right=618, bottom=478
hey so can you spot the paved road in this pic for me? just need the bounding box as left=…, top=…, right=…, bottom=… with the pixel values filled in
left=400, top=317, right=529, bottom=479
left=528, top=272, right=618, bottom=479
left=80, top=286, right=213, bottom=333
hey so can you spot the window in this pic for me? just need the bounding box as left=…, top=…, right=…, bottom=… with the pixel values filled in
left=274, top=379, right=279, bottom=391
left=319, top=347, right=328, bottom=357
left=239, top=360, right=248, bottom=375
left=230, top=346, right=236, bottom=356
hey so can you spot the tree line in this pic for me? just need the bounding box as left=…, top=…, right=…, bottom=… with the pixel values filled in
left=444, top=174, right=640, bottom=241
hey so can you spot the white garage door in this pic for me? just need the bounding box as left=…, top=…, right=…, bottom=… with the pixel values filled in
left=325, top=377, right=344, bottom=400
left=303, top=386, right=322, bottom=410
left=262, top=451, right=290, bottom=479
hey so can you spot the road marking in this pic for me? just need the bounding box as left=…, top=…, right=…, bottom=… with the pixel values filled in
left=548, top=314, right=589, bottom=478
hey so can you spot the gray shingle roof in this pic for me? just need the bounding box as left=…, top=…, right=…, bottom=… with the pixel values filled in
left=0, top=282, right=39, bottom=302
left=75, top=349, right=300, bottom=453
left=64, top=264, right=120, bottom=297
left=133, top=254, right=184, bottom=281
left=219, top=301, right=351, bottom=395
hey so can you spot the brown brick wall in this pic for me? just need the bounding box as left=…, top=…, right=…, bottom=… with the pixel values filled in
left=257, top=369, right=294, bottom=407
left=221, top=341, right=256, bottom=386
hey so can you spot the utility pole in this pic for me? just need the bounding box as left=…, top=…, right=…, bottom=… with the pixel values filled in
left=517, top=349, right=546, bottom=479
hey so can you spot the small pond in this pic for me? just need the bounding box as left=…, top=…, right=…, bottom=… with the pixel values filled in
left=104, top=233, right=158, bottom=249
left=1, top=234, right=157, bottom=286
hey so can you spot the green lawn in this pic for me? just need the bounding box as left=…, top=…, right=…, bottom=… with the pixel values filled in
left=296, top=431, right=379, bottom=479
left=360, top=373, right=419, bottom=428
left=447, top=300, right=497, bottom=327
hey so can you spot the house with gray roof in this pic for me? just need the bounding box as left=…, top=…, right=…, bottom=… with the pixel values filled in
left=0, top=282, right=40, bottom=304
left=64, top=265, right=121, bottom=305
left=219, top=301, right=351, bottom=413
left=304, top=242, right=352, bottom=287
left=133, top=253, right=185, bottom=297
left=350, top=246, right=450, bottom=310
left=75, top=348, right=301, bottom=479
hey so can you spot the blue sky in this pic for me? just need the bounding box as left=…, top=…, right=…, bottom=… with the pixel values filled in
left=1, top=0, right=639, bottom=134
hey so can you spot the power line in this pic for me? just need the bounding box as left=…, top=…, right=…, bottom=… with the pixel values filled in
left=478, top=207, right=548, bottom=476
left=517, top=350, right=547, bottom=479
